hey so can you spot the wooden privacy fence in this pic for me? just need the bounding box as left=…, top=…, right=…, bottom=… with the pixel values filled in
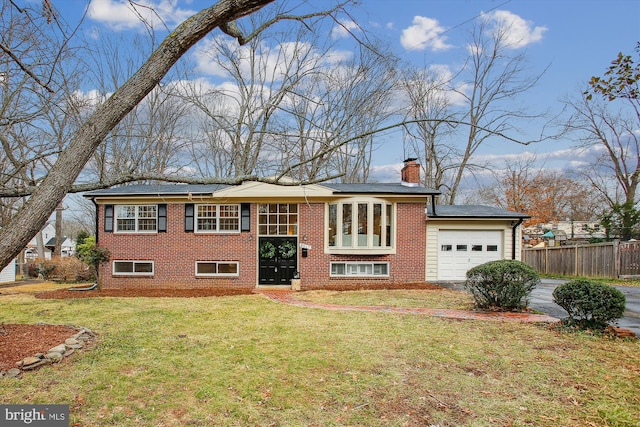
left=522, top=241, right=640, bottom=279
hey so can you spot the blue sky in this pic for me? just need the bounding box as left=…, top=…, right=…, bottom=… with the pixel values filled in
left=54, top=0, right=640, bottom=183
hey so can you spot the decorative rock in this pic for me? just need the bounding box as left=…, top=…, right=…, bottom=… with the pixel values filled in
left=5, top=368, right=21, bottom=378
left=21, top=356, right=42, bottom=367
left=2, top=324, right=95, bottom=379
left=49, top=344, right=66, bottom=354
left=44, top=352, right=64, bottom=363
left=22, top=359, right=52, bottom=371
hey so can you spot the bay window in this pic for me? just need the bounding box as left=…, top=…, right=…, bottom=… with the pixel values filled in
left=327, top=199, right=393, bottom=251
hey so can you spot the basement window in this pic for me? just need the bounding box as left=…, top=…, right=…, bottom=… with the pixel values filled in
left=112, top=260, right=154, bottom=276
left=195, top=261, right=239, bottom=277
left=330, top=262, right=389, bottom=277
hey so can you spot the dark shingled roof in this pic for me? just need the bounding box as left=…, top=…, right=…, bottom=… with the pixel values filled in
left=84, top=184, right=230, bottom=197
left=427, top=205, right=529, bottom=219
left=84, top=182, right=440, bottom=197
left=322, top=182, right=439, bottom=195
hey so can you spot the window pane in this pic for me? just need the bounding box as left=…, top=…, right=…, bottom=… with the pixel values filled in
left=331, top=263, right=345, bottom=275
left=357, top=203, right=368, bottom=247
left=386, top=204, right=393, bottom=247
left=117, top=219, right=136, bottom=231
left=373, top=204, right=382, bottom=247
left=114, top=261, right=133, bottom=273
left=342, top=204, right=352, bottom=246
left=217, top=263, right=238, bottom=274
left=457, top=245, right=468, bottom=251
left=329, top=204, right=337, bottom=247
left=472, top=245, right=483, bottom=251
left=138, top=205, right=157, bottom=218
left=373, top=263, right=388, bottom=275
left=117, top=206, right=136, bottom=218
left=441, top=244, right=452, bottom=251
left=134, top=262, right=153, bottom=273
left=197, top=263, right=217, bottom=275
left=219, top=218, right=239, bottom=231
left=138, top=219, right=157, bottom=231
left=487, top=245, right=498, bottom=252
left=198, top=218, right=217, bottom=230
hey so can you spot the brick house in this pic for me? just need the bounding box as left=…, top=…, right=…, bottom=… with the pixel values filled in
left=84, top=159, right=528, bottom=289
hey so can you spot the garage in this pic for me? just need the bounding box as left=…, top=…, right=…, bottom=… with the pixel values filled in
left=437, top=230, right=503, bottom=281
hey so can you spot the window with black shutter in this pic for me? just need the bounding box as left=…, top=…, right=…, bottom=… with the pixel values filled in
left=104, top=204, right=114, bottom=232
left=158, top=204, right=167, bottom=232
left=185, top=203, right=194, bottom=232
left=241, top=203, right=250, bottom=232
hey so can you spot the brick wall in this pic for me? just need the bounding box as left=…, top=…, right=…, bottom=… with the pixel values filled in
left=97, top=201, right=427, bottom=289
left=98, top=203, right=257, bottom=289
left=297, top=202, right=426, bottom=289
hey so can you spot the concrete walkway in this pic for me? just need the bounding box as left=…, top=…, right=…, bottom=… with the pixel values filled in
left=255, top=290, right=559, bottom=324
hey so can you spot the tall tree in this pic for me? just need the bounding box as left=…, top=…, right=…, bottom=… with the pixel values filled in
left=1, top=0, right=357, bottom=271
left=565, top=43, right=640, bottom=239
left=400, top=66, right=456, bottom=191
left=447, top=20, right=545, bottom=204
left=479, top=156, right=595, bottom=226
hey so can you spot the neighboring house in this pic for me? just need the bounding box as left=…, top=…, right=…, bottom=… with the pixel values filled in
left=0, top=258, right=16, bottom=284
left=84, top=159, right=528, bottom=289
left=45, top=236, right=76, bottom=257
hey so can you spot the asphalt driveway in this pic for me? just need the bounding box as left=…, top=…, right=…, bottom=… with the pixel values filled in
left=437, top=279, right=640, bottom=335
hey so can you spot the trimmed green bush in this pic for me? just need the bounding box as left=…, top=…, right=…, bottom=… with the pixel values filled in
left=553, top=279, right=626, bottom=330
left=464, top=260, right=540, bottom=311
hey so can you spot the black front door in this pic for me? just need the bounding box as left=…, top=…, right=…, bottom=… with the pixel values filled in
left=258, top=237, right=297, bottom=285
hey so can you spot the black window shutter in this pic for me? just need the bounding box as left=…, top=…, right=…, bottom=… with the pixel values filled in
left=104, top=204, right=114, bottom=232
left=158, top=204, right=167, bottom=232
left=241, top=203, right=251, bottom=232
left=185, top=203, right=194, bottom=232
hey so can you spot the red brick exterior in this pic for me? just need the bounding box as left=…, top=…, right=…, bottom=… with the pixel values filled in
left=297, top=202, right=426, bottom=289
left=97, top=201, right=427, bottom=289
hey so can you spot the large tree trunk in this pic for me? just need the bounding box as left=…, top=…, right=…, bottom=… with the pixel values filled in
left=0, top=0, right=274, bottom=270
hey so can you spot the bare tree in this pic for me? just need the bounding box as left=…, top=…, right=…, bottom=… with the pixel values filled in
left=400, top=66, right=457, bottom=191
left=446, top=20, right=545, bottom=204
left=2, top=0, right=353, bottom=270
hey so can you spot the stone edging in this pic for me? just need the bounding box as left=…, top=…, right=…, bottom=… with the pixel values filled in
left=1, top=326, right=96, bottom=379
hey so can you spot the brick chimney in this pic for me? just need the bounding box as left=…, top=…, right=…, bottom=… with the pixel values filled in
left=401, top=158, right=421, bottom=185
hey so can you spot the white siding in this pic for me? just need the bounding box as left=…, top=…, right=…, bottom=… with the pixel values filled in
left=426, top=220, right=519, bottom=281
left=0, top=259, right=16, bottom=284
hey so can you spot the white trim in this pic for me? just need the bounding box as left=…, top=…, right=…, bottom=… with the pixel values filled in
left=195, top=261, right=240, bottom=277
left=112, top=260, right=154, bottom=276
left=326, top=198, right=395, bottom=253
left=330, top=262, right=390, bottom=277
left=194, top=204, right=241, bottom=233
left=114, top=205, right=158, bottom=233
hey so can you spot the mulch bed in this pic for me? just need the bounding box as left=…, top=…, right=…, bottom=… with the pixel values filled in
left=34, top=282, right=444, bottom=299
left=35, top=287, right=254, bottom=299
left=0, top=324, right=79, bottom=372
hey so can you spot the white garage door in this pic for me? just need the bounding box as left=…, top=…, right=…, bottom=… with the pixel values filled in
left=437, top=230, right=503, bottom=281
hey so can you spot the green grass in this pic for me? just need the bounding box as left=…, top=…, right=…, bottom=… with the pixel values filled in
left=541, top=274, right=640, bottom=287
left=296, top=288, right=475, bottom=310
left=1, top=292, right=638, bottom=426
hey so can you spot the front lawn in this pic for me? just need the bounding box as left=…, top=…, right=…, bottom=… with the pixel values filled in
left=1, top=291, right=638, bottom=426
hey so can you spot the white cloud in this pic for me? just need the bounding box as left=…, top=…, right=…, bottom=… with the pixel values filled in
left=481, top=10, right=547, bottom=49
left=87, top=0, right=196, bottom=31
left=330, top=20, right=362, bottom=40
left=401, top=16, right=452, bottom=52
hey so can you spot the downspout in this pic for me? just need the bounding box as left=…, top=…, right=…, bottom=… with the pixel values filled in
left=511, top=218, right=524, bottom=259
left=91, top=197, right=99, bottom=244
left=430, top=194, right=437, bottom=216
